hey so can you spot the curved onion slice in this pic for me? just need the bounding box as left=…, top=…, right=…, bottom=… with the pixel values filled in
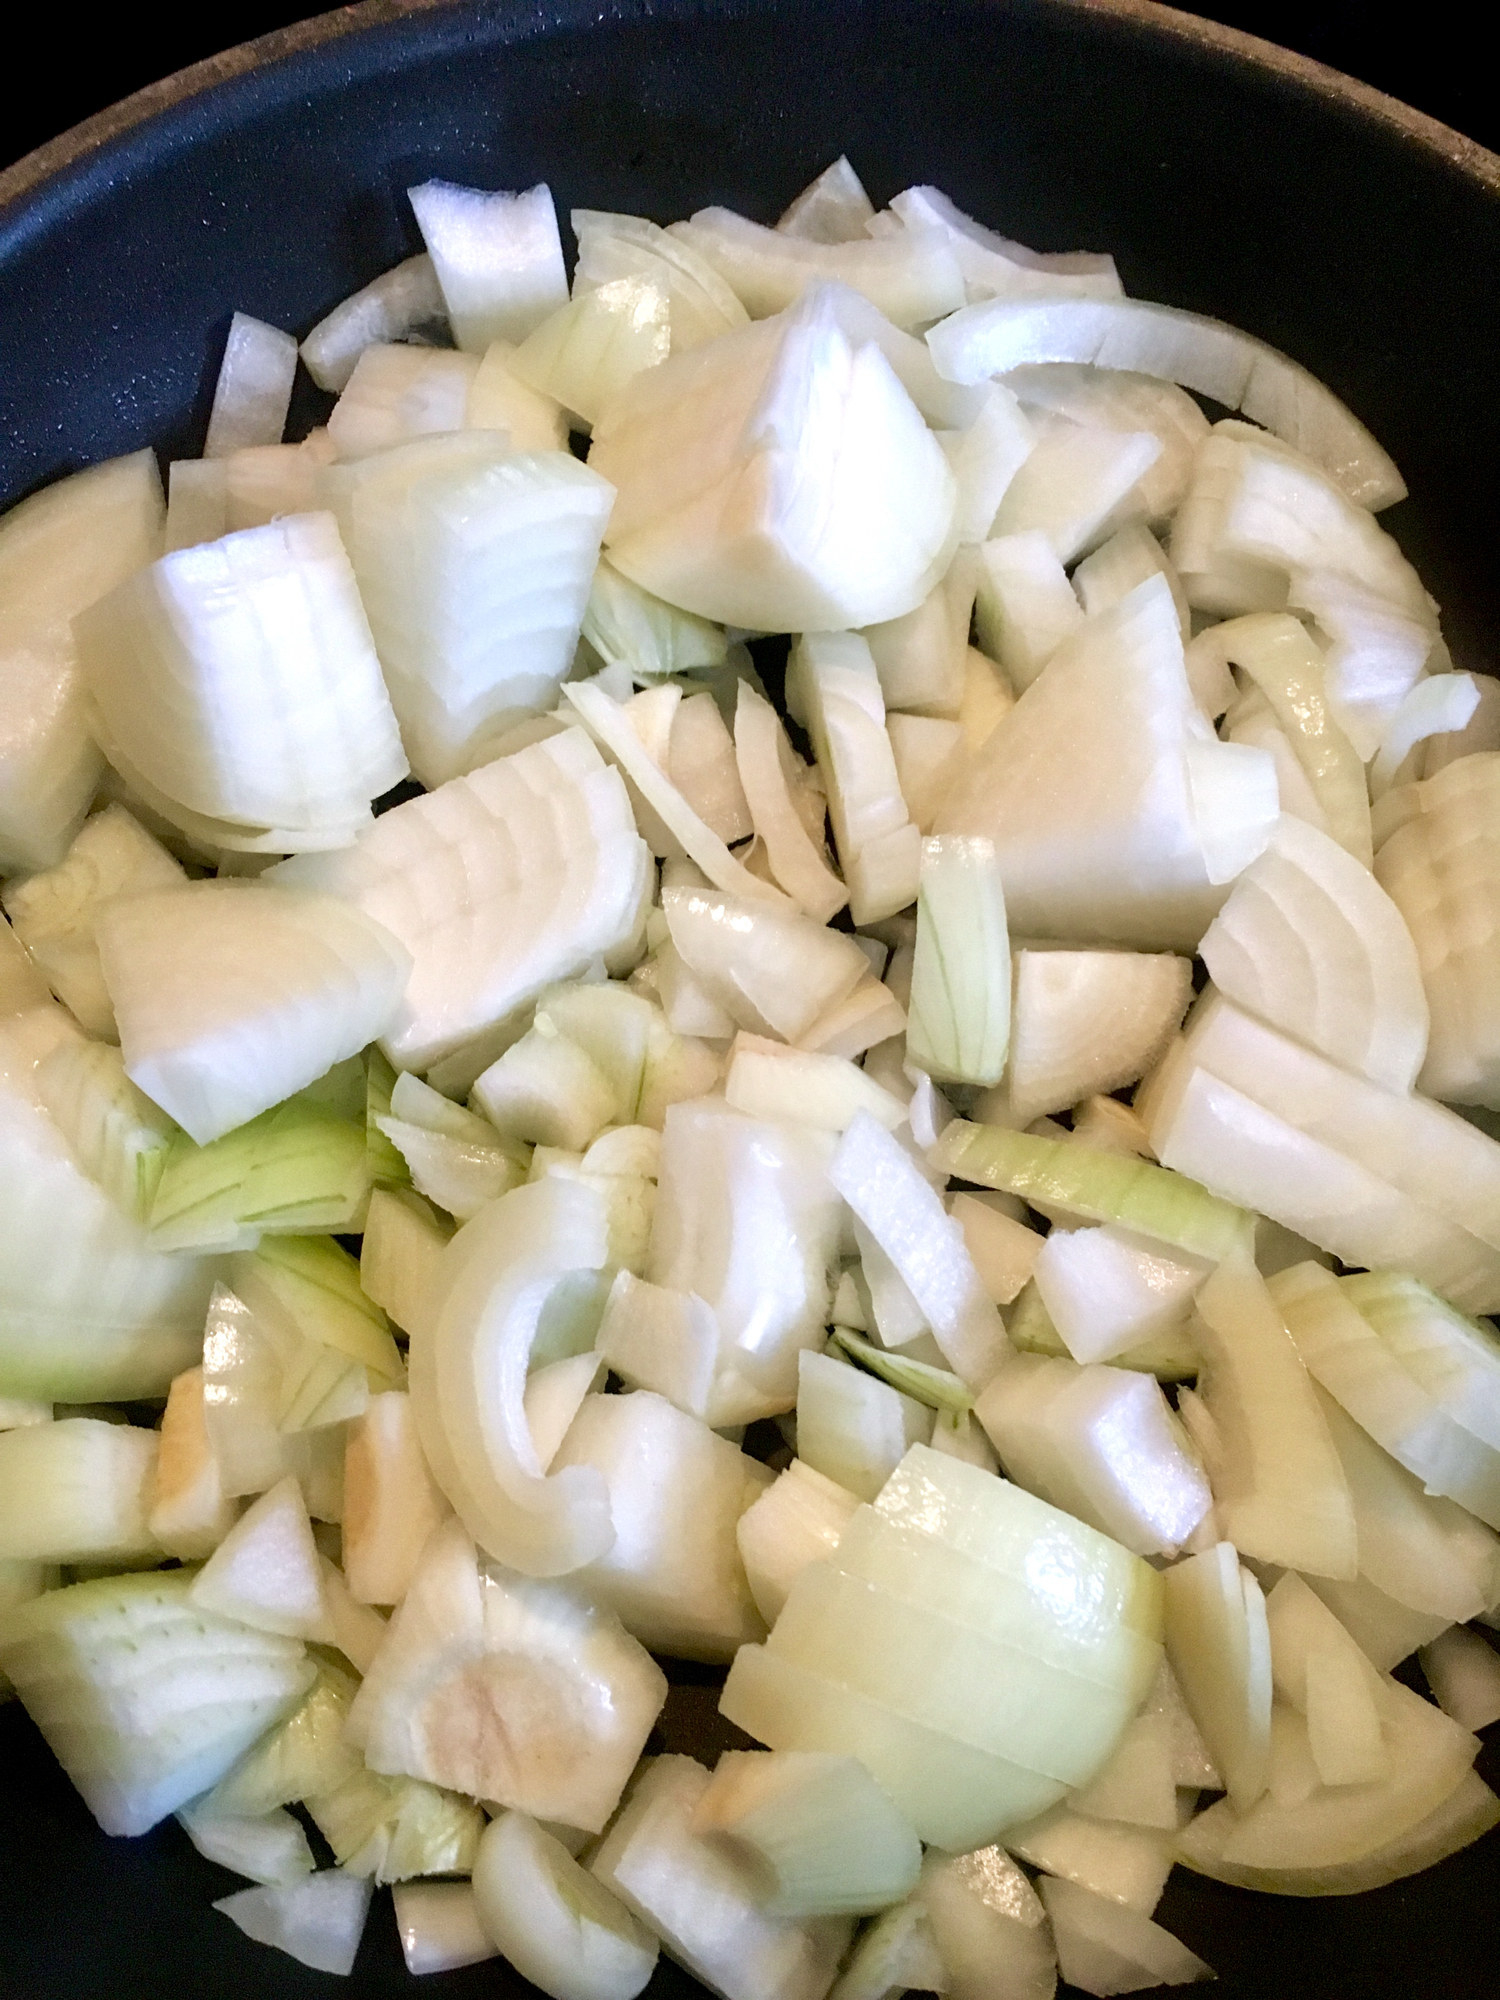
left=1289, top=571, right=1436, bottom=762
left=1006, top=947, right=1192, bottom=1124
left=1004, top=363, right=1209, bottom=522
left=906, top=835, right=1011, bottom=1089
left=667, top=208, right=965, bottom=329
left=329, top=435, right=613, bottom=787
left=410, top=1176, right=615, bottom=1576
left=925, top=297, right=1405, bottom=509
left=1199, top=814, right=1429, bottom=1093
left=510, top=277, right=673, bottom=427
left=1197, top=614, right=1371, bottom=867
left=574, top=209, right=750, bottom=347
left=777, top=158, right=876, bottom=243
left=300, top=254, right=448, bottom=393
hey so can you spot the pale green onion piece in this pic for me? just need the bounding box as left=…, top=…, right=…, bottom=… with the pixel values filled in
left=229, top=1234, right=403, bottom=1386
left=473, top=1810, right=659, bottom=2000
left=831, top=1329, right=972, bottom=1415
left=363, top=1048, right=410, bottom=1185
left=694, top=1750, right=922, bottom=1917
left=214, top=1871, right=373, bottom=1976
left=905, top=836, right=1009, bottom=1089
left=148, top=1100, right=371, bottom=1252
left=205, top=1659, right=361, bottom=1818
left=1197, top=613, right=1371, bottom=865
left=584, top=557, right=727, bottom=681
left=1340, top=1270, right=1500, bottom=1451
left=34, top=1037, right=176, bottom=1223
left=0, top=1567, right=312, bottom=1835
left=306, top=1762, right=484, bottom=1882
left=935, top=1119, right=1252, bottom=1264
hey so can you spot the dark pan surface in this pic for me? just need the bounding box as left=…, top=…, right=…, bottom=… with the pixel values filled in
left=2, top=2, right=1499, bottom=1993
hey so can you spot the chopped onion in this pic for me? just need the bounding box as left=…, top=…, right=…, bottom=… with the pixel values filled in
left=906, top=835, right=1010, bottom=1089
left=669, top=207, right=964, bottom=329
left=510, top=277, right=673, bottom=428
left=408, top=180, right=569, bottom=350
left=325, top=342, right=480, bottom=458
left=393, top=1880, right=499, bottom=1976
left=300, top=253, right=448, bottom=393
left=214, top=1873, right=372, bottom=1976
left=1162, top=1541, right=1272, bottom=1811
left=1037, top=1877, right=1211, bottom=1995
left=991, top=421, right=1164, bottom=566
left=468, top=339, right=571, bottom=449
left=574, top=209, right=750, bottom=350
left=1006, top=947, right=1192, bottom=1124
left=925, top=297, right=1405, bottom=509
left=887, top=185, right=1121, bottom=304
left=202, top=313, right=298, bottom=459
left=1370, top=672, right=1481, bottom=796
left=776, top=158, right=876, bottom=243
left=473, top=1809, right=659, bottom=2000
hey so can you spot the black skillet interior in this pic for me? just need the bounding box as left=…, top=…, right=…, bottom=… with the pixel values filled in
left=2, top=1, right=1499, bottom=1993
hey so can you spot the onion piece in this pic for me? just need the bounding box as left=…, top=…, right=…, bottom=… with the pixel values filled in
left=584, top=557, right=727, bottom=682
left=1037, top=1877, right=1211, bottom=1996
left=776, top=157, right=876, bottom=243
left=202, top=313, right=298, bottom=459
left=941, top=384, right=1038, bottom=541
left=1163, top=1542, right=1272, bottom=1811
left=990, top=422, right=1163, bottom=567
left=329, top=434, right=613, bottom=787
left=733, top=684, right=848, bottom=922
left=1370, top=673, right=1480, bottom=796
left=468, top=339, right=570, bottom=450
left=798, top=1349, right=933, bottom=1501
left=393, top=1881, right=499, bottom=1976
left=973, top=531, right=1083, bottom=691
left=325, top=343, right=480, bottom=458
left=0, top=450, right=163, bottom=875
left=1006, top=948, right=1192, bottom=1124
left=1004, top=364, right=1209, bottom=523
left=214, top=1871, right=372, bottom=1975
left=473, top=1810, right=658, bottom=2000
left=888, top=185, right=1122, bottom=302
left=737, top=1460, right=861, bottom=1628
left=1418, top=1625, right=1500, bottom=1731
left=662, top=881, right=868, bottom=1042
left=1193, top=1254, right=1357, bottom=1579
left=408, top=180, right=568, bottom=350
left=510, top=277, right=673, bottom=428
left=300, top=253, right=448, bottom=393
left=668, top=207, right=965, bottom=329
left=574, top=209, right=749, bottom=349
left=1202, top=613, right=1372, bottom=865
left=925, top=297, right=1405, bottom=508
left=906, top=835, right=1010, bottom=1088
left=831, top=1112, right=1008, bottom=1390
left=1199, top=813, right=1429, bottom=1093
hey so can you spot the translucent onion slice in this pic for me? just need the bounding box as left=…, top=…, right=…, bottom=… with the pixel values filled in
left=736, top=1460, right=861, bottom=1628
left=662, top=881, right=868, bottom=1043
left=1418, top=1626, right=1500, bottom=1731
left=1163, top=1542, right=1272, bottom=1811
left=668, top=207, right=964, bottom=328
left=328, top=434, right=613, bottom=786
left=827, top=1898, right=945, bottom=2000
left=300, top=253, right=448, bottom=393
left=1287, top=569, right=1436, bottom=761
left=585, top=557, right=727, bottom=682
left=776, top=157, right=877, bottom=243
left=34, top=1038, right=175, bottom=1222
left=214, top=1873, right=373, bottom=1976
left=97, top=880, right=411, bottom=1146
left=1207, top=614, right=1373, bottom=863
left=1342, top=1269, right=1500, bottom=1452
left=77, top=513, right=408, bottom=842
left=393, top=1881, right=499, bottom=1976
left=917, top=1846, right=1056, bottom=2000
left=1003, top=364, right=1210, bottom=523
left=1199, top=813, right=1429, bottom=1093
left=468, top=339, right=571, bottom=450
left=574, top=208, right=750, bottom=347
left=973, top=530, right=1083, bottom=691
left=1370, top=673, right=1480, bottom=796
left=989, top=421, right=1163, bottom=567
left=202, top=312, right=298, bottom=459
left=0, top=450, right=163, bottom=874
left=733, top=683, right=847, bottom=922
left=408, top=180, right=569, bottom=350
left=925, top=297, right=1405, bottom=508
left=1038, top=1877, right=1210, bottom=1995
